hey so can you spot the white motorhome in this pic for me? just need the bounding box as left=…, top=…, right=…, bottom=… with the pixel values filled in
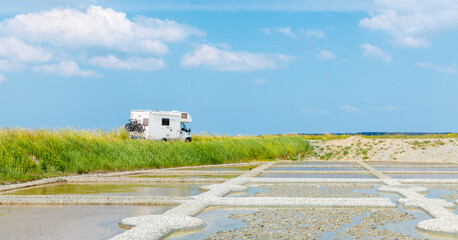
left=125, top=110, right=192, bottom=142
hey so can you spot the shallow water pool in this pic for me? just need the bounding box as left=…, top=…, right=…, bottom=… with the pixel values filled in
left=377, top=167, right=458, bottom=172
left=388, top=174, right=458, bottom=179
left=0, top=205, right=171, bottom=240
left=280, top=162, right=357, bottom=166
left=129, top=174, right=236, bottom=179
left=166, top=208, right=257, bottom=240
left=3, top=183, right=204, bottom=197
left=266, top=166, right=364, bottom=171
left=257, top=173, right=377, bottom=179
left=180, top=166, right=256, bottom=171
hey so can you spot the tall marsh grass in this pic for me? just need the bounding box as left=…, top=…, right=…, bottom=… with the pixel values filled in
left=0, top=128, right=312, bottom=182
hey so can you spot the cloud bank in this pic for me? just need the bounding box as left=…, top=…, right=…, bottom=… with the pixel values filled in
left=315, top=50, right=335, bottom=60
left=181, top=44, right=294, bottom=71
left=0, top=5, right=204, bottom=79
left=0, top=5, right=203, bottom=54
left=360, top=0, right=458, bottom=48
left=88, top=55, right=167, bottom=71
left=360, top=44, right=392, bottom=63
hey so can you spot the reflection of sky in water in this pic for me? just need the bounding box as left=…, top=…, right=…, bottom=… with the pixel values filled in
left=378, top=209, right=431, bottom=239
left=376, top=191, right=454, bottom=239
left=129, top=174, right=235, bottom=179
left=169, top=204, right=431, bottom=240
left=424, top=188, right=458, bottom=203
left=257, top=173, right=376, bottom=178
left=167, top=208, right=256, bottom=240
left=184, top=166, right=256, bottom=171
left=320, top=206, right=431, bottom=239
left=266, top=166, right=364, bottom=171
left=349, top=185, right=380, bottom=195
left=0, top=205, right=171, bottom=240
left=4, top=183, right=203, bottom=196
left=227, top=186, right=268, bottom=197
left=279, top=162, right=357, bottom=166
left=367, top=162, right=452, bottom=166
left=231, top=184, right=381, bottom=197
left=320, top=211, right=370, bottom=239
left=337, top=192, right=431, bottom=239
left=388, top=174, right=458, bottom=179
left=377, top=167, right=458, bottom=171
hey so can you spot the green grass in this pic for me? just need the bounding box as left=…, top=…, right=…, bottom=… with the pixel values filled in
left=0, top=128, right=312, bottom=182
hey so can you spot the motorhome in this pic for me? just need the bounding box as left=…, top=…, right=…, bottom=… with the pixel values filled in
left=125, top=110, right=192, bottom=141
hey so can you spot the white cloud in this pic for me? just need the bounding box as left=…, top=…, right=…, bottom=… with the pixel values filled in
left=259, top=26, right=297, bottom=38
left=0, top=37, right=52, bottom=62
left=363, top=98, right=375, bottom=104
left=275, top=27, right=296, bottom=38
left=0, top=59, right=24, bottom=71
left=305, top=29, right=325, bottom=39
left=383, top=105, right=404, bottom=111
left=315, top=50, right=336, bottom=60
left=102, top=1, right=372, bottom=12
left=341, top=105, right=359, bottom=113
left=359, top=0, right=458, bottom=48
left=369, top=104, right=405, bottom=112
left=258, top=27, right=271, bottom=35
left=415, top=62, right=456, bottom=74
left=260, top=27, right=325, bottom=39
left=33, top=61, right=97, bottom=77
left=415, top=62, right=433, bottom=68
left=435, top=65, right=457, bottom=74
left=299, top=108, right=331, bottom=115
left=0, top=74, right=4, bottom=83
left=253, top=78, right=268, bottom=85
left=360, top=44, right=392, bottom=63
left=0, top=5, right=203, bottom=54
left=88, top=55, right=166, bottom=71
left=181, top=44, right=294, bottom=71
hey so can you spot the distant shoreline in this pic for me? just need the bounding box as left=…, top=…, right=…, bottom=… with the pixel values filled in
left=298, top=132, right=456, bottom=136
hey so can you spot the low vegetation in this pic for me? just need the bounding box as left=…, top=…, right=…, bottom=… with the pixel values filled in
left=0, top=128, right=313, bottom=182
left=300, top=133, right=457, bottom=141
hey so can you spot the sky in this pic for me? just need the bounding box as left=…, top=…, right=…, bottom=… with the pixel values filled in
left=0, top=0, right=457, bottom=135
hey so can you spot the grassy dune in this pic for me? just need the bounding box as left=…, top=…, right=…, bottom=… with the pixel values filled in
left=0, top=128, right=312, bottom=182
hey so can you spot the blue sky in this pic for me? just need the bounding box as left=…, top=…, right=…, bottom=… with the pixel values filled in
left=0, top=0, right=457, bottom=135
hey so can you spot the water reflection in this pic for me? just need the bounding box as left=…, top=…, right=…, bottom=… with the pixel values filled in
left=258, top=173, right=376, bottom=178
left=129, top=175, right=235, bottom=179
left=388, top=174, right=458, bottom=179
left=185, top=166, right=256, bottom=171
left=0, top=205, right=171, bottom=240
left=167, top=208, right=256, bottom=240
left=4, top=183, right=203, bottom=197
left=266, top=166, right=364, bottom=171
left=377, top=167, right=458, bottom=171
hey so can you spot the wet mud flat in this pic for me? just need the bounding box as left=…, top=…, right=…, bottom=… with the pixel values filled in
left=168, top=207, right=429, bottom=240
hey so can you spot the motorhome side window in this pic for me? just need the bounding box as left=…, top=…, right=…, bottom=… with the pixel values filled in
left=162, top=118, right=170, bottom=126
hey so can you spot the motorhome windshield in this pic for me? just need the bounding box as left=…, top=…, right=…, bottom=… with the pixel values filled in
left=181, top=123, right=191, bottom=132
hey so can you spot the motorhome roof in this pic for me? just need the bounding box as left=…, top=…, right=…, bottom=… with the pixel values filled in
left=132, top=110, right=184, bottom=114
left=131, top=110, right=192, bottom=122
